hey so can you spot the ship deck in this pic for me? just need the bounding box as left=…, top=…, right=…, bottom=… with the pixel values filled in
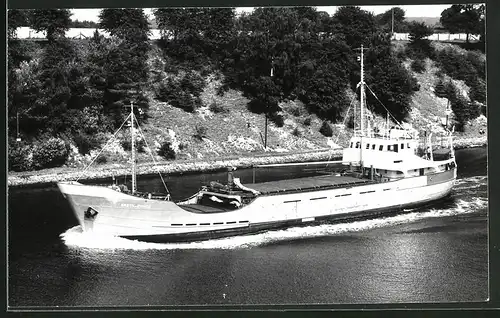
left=245, top=174, right=374, bottom=195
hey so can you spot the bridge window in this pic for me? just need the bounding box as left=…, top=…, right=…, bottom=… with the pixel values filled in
left=407, top=143, right=411, bottom=148
left=379, top=145, right=384, bottom=151
left=350, top=142, right=353, bottom=148
left=388, top=145, right=393, bottom=151
left=372, top=144, right=376, bottom=150
left=401, top=143, right=405, bottom=149
left=366, top=143, right=370, bottom=149
left=356, top=142, right=360, bottom=148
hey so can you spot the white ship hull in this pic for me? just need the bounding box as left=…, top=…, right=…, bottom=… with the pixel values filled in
left=57, top=168, right=456, bottom=242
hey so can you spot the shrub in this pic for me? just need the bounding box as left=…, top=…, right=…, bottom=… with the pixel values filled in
left=319, top=121, right=333, bottom=137
left=209, top=101, right=228, bottom=113
left=8, top=140, right=33, bottom=172
left=411, top=59, right=426, bottom=73
left=289, top=106, right=301, bottom=117
left=269, top=112, right=284, bottom=127
left=155, top=71, right=205, bottom=113
left=178, top=143, right=186, bottom=151
left=434, top=77, right=448, bottom=98
left=96, top=155, right=108, bottom=164
left=347, top=115, right=355, bottom=129
left=74, top=132, right=101, bottom=155
left=32, top=137, right=70, bottom=170
left=469, top=78, right=486, bottom=104
left=158, top=141, right=176, bottom=160
left=303, top=116, right=312, bottom=126
left=292, top=127, right=301, bottom=137
left=121, top=138, right=146, bottom=153
left=194, top=125, right=207, bottom=141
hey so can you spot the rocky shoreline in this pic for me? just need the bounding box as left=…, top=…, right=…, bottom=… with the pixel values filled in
left=8, top=135, right=487, bottom=188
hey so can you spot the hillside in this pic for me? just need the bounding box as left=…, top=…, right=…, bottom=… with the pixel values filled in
left=8, top=40, right=487, bottom=186
left=126, top=41, right=486, bottom=164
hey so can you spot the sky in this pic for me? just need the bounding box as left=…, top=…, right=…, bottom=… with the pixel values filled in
left=70, top=5, right=453, bottom=22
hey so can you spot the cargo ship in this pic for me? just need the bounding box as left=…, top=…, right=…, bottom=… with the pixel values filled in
left=57, top=45, right=456, bottom=242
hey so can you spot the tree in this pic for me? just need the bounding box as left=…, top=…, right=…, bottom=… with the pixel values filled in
left=407, top=21, right=434, bottom=58
left=154, top=8, right=236, bottom=72
left=376, top=7, right=408, bottom=33
left=28, top=9, right=72, bottom=42
left=440, top=4, right=483, bottom=43
left=8, top=9, right=29, bottom=39
left=99, top=8, right=150, bottom=42
left=98, top=9, right=151, bottom=127
left=332, top=6, right=378, bottom=49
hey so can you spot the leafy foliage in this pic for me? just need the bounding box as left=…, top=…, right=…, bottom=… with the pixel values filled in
left=444, top=81, right=481, bottom=131
left=158, top=141, right=176, bottom=160
left=411, top=59, right=426, bottom=73
left=440, top=4, right=484, bottom=43
left=8, top=139, right=33, bottom=172
left=269, top=112, right=284, bottom=127
left=28, top=9, right=72, bottom=42
left=194, top=125, right=208, bottom=141
left=375, top=7, right=408, bottom=33
left=155, top=71, right=205, bottom=112
left=31, top=136, right=70, bottom=169
left=434, top=77, right=448, bottom=98
left=407, top=21, right=434, bottom=59
left=319, top=121, right=333, bottom=137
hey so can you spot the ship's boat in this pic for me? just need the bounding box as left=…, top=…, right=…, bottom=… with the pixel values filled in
left=57, top=45, right=457, bottom=242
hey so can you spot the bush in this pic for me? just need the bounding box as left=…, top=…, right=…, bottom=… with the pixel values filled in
left=434, top=77, right=447, bottom=98
left=303, top=116, right=312, bottom=126
left=319, top=121, right=333, bottom=137
left=289, top=106, right=301, bottom=117
left=74, top=132, right=102, bottom=155
left=158, top=141, right=176, bottom=160
left=269, top=112, right=284, bottom=127
left=8, top=140, right=33, bottom=172
left=96, top=155, right=108, bottom=164
left=411, top=59, right=426, bottom=73
left=209, top=101, right=228, bottom=113
left=31, top=137, right=70, bottom=170
left=469, top=78, right=486, bottom=104
left=347, top=115, right=355, bottom=129
left=155, top=71, right=205, bottom=113
left=121, top=138, right=146, bottom=153
left=194, top=125, right=207, bottom=141
left=292, top=127, right=301, bottom=137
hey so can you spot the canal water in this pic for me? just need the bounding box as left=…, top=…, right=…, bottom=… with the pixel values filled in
left=8, top=147, right=488, bottom=308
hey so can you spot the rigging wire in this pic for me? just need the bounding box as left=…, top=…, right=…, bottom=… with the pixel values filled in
left=77, top=113, right=132, bottom=182
left=133, top=115, right=171, bottom=195
left=325, top=86, right=359, bottom=167
left=364, top=84, right=412, bottom=138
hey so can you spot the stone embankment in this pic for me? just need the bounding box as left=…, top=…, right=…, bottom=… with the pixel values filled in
left=8, top=148, right=342, bottom=187
left=8, top=135, right=487, bottom=187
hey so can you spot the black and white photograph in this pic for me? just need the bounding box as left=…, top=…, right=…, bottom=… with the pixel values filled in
left=7, top=2, right=488, bottom=309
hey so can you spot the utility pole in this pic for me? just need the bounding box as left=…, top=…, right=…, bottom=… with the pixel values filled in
left=265, top=58, right=274, bottom=149
left=16, top=111, right=21, bottom=142
left=391, top=8, right=394, bottom=37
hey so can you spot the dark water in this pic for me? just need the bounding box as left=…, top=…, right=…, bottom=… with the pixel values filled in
left=8, top=147, right=488, bottom=308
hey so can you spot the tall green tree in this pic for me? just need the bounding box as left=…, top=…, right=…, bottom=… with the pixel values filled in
left=98, top=9, right=151, bottom=127
left=28, top=9, right=72, bottom=42
left=440, top=4, right=484, bottom=43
